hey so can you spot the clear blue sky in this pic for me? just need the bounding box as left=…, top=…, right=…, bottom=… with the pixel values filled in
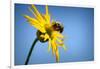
left=15, top=4, right=94, bottom=65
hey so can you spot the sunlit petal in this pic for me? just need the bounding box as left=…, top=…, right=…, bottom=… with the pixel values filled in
left=55, top=48, right=59, bottom=62
left=48, top=38, right=51, bottom=52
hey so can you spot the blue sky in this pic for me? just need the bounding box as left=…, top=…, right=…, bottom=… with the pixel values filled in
left=15, top=4, right=94, bottom=65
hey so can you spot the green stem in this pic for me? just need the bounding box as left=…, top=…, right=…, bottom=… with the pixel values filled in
left=25, top=38, right=38, bottom=65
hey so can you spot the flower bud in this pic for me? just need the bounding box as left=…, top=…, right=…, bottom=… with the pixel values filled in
left=36, top=30, right=48, bottom=43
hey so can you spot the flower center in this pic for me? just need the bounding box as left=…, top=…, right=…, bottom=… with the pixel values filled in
left=52, top=22, right=64, bottom=33
left=36, top=22, right=64, bottom=43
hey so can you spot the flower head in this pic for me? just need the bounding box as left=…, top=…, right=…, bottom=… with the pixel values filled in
left=24, top=5, right=66, bottom=62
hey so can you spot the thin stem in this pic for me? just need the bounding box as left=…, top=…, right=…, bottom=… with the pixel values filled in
left=25, top=38, right=38, bottom=65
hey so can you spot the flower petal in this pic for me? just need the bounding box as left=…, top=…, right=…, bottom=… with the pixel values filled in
left=31, top=5, right=47, bottom=25
left=51, top=39, right=57, bottom=55
left=55, top=48, right=59, bottom=62
left=48, top=38, right=51, bottom=52
left=45, top=5, right=51, bottom=24
left=24, top=15, right=46, bottom=33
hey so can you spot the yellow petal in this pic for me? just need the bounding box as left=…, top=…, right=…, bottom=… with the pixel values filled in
left=51, top=39, right=57, bottom=55
left=56, top=39, right=67, bottom=51
left=24, top=15, right=46, bottom=33
left=48, top=38, right=51, bottom=52
left=55, top=49, right=59, bottom=62
left=56, top=38, right=63, bottom=44
left=24, top=15, right=38, bottom=23
left=46, top=5, right=49, bottom=16
left=28, top=20, right=46, bottom=33
left=53, top=39, right=57, bottom=51
left=31, top=5, right=46, bottom=24
left=51, top=31, right=64, bottom=39
left=56, top=32, right=64, bottom=38
left=31, top=5, right=42, bottom=19
left=62, top=44, right=67, bottom=51
left=29, top=7, right=46, bottom=27
left=45, top=5, right=50, bottom=24
left=26, top=5, right=52, bottom=33
left=44, top=34, right=49, bottom=41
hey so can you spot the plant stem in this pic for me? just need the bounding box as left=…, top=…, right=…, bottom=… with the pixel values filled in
left=25, top=38, right=38, bottom=65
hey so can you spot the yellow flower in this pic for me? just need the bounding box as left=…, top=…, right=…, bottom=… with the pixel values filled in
left=24, top=5, right=66, bottom=62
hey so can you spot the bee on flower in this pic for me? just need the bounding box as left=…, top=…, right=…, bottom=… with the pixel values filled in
left=24, top=5, right=66, bottom=65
